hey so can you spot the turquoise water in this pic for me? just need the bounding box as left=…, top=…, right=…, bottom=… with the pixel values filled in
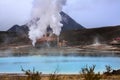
left=0, top=55, right=120, bottom=74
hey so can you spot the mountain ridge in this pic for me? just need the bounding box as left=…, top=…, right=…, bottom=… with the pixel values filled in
left=7, top=11, right=85, bottom=34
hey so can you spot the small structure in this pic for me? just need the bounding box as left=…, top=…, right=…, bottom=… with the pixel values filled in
left=37, top=34, right=56, bottom=43
left=110, top=37, right=120, bottom=45
left=35, top=33, right=57, bottom=48
left=35, top=29, right=68, bottom=48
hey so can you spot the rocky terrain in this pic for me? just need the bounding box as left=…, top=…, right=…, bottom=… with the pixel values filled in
left=60, top=25, right=120, bottom=46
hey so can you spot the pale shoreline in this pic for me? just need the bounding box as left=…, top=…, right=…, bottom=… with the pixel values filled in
left=0, top=44, right=120, bottom=57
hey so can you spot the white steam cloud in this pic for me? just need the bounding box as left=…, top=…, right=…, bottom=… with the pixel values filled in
left=28, top=0, right=67, bottom=46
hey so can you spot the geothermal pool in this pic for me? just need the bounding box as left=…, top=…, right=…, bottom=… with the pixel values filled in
left=0, top=55, right=120, bottom=74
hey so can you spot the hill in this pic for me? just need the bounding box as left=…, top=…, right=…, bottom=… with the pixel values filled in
left=60, top=25, right=120, bottom=46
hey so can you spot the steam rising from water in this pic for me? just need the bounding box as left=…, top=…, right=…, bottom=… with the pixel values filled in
left=28, top=0, right=67, bottom=46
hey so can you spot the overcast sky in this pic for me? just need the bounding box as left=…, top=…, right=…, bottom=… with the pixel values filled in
left=0, top=0, right=120, bottom=31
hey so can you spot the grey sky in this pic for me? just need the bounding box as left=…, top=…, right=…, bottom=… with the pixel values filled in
left=0, top=0, right=120, bottom=31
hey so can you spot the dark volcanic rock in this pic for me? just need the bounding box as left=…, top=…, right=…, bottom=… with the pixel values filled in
left=3, top=25, right=30, bottom=45
left=60, top=12, right=84, bottom=31
left=8, top=25, right=29, bottom=33
left=8, top=25, right=29, bottom=37
left=0, top=31, right=17, bottom=45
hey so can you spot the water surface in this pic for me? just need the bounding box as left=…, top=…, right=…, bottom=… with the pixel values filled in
left=0, top=55, right=120, bottom=74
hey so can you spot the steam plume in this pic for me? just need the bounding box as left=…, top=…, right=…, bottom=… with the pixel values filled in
left=28, top=0, right=67, bottom=46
